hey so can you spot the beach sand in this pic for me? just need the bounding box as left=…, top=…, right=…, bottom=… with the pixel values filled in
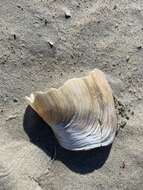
left=0, top=0, right=143, bottom=189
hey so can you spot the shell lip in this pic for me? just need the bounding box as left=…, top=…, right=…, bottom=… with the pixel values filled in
left=57, top=134, right=115, bottom=151
left=25, top=68, right=110, bottom=102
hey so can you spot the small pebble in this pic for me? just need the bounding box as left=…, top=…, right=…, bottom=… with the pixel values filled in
left=120, top=161, right=125, bottom=169
left=137, top=46, right=142, bottom=50
left=115, top=24, right=118, bottom=29
left=113, top=5, right=117, bottom=10
left=6, top=114, right=17, bottom=121
left=134, top=89, right=137, bottom=94
left=127, top=108, right=131, bottom=112
left=126, top=116, right=129, bottom=120
left=128, top=88, right=132, bottom=93
left=17, top=5, right=23, bottom=10
left=138, top=95, right=141, bottom=100
left=60, top=73, right=63, bottom=76
left=120, top=121, right=127, bottom=128
left=48, top=41, right=54, bottom=48
left=13, top=34, right=16, bottom=40
left=13, top=98, right=18, bottom=103
left=65, top=10, right=71, bottom=19
left=44, top=19, right=48, bottom=25
left=126, top=56, right=130, bottom=62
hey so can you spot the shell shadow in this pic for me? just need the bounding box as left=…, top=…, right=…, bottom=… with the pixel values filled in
left=23, top=106, right=112, bottom=174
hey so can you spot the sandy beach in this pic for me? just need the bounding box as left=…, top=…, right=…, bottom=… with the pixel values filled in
left=0, top=0, right=143, bottom=189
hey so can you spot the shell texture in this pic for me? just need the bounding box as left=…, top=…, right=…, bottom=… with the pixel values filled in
left=26, top=69, right=117, bottom=151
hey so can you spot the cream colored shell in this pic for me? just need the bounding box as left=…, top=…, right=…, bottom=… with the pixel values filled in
left=26, top=69, right=117, bottom=151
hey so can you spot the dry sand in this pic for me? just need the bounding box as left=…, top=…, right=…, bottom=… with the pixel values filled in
left=0, top=0, right=143, bottom=189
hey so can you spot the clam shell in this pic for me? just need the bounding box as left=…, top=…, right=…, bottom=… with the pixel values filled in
left=26, top=69, right=117, bottom=151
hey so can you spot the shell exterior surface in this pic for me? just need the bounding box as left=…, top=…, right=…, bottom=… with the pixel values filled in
left=26, top=69, right=117, bottom=151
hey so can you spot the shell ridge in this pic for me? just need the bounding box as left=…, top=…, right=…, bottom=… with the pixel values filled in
left=26, top=68, right=117, bottom=151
